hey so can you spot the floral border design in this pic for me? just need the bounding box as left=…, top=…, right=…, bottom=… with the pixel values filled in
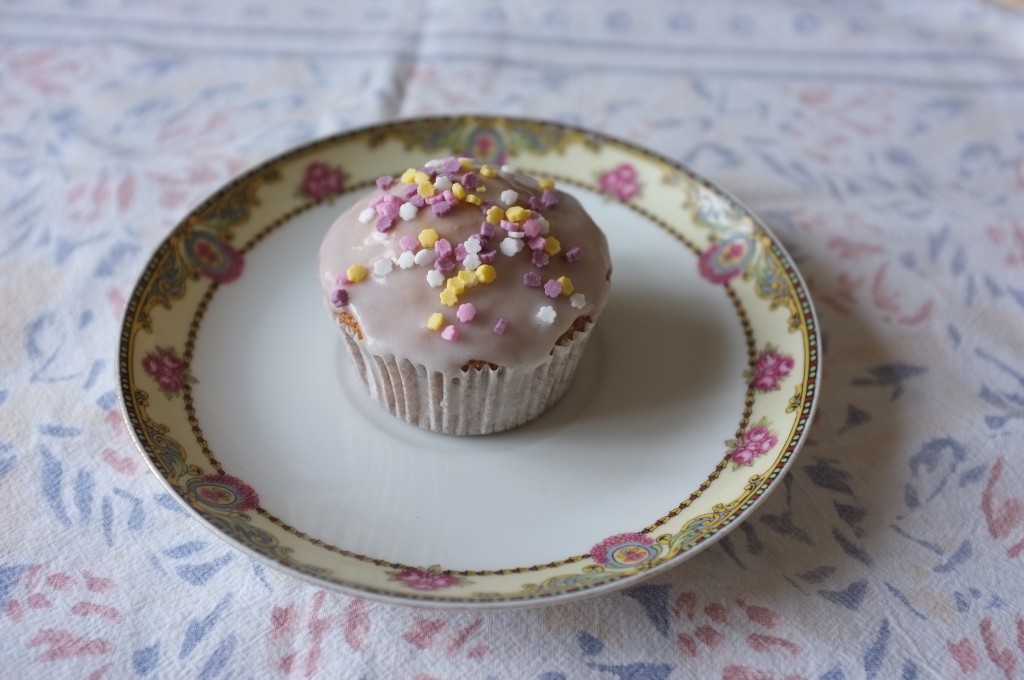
left=119, top=116, right=820, bottom=604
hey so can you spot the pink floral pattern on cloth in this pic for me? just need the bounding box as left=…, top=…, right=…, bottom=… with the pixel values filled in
left=598, top=163, right=640, bottom=201
left=141, top=347, right=195, bottom=397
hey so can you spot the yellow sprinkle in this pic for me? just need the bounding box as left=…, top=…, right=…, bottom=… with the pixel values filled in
left=485, top=206, right=504, bottom=225
left=457, top=270, right=477, bottom=287
left=506, top=206, right=530, bottom=223
left=413, top=171, right=431, bottom=185
left=426, top=313, right=444, bottom=331
left=538, top=177, right=555, bottom=190
left=452, top=182, right=466, bottom=200
left=480, top=165, right=497, bottom=177
left=475, top=264, right=497, bottom=284
left=475, top=185, right=487, bottom=193
left=459, top=158, right=475, bottom=170
left=400, top=168, right=417, bottom=184
left=417, top=182, right=436, bottom=198
left=446, top=276, right=466, bottom=295
left=440, top=289, right=459, bottom=307
left=345, top=264, right=367, bottom=283
left=418, top=228, right=439, bottom=248
left=464, top=194, right=482, bottom=205
left=558, top=276, right=574, bottom=296
left=544, top=237, right=561, bottom=256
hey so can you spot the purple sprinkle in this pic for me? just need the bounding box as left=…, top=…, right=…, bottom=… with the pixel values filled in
left=425, top=194, right=444, bottom=205
left=527, top=236, right=547, bottom=251
left=443, top=157, right=462, bottom=173
left=527, top=195, right=542, bottom=212
left=420, top=167, right=437, bottom=181
left=523, top=271, right=542, bottom=287
left=409, top=194, right=426, bottom=208
left=434, top=238, right=453, bottom=258
left=399, top=235, right=419, bottom=251
left=479, top=223, right=495, bottom=240
left=432, top=201, right=453, bottom=217
left=541, top=189, right=559, bottom=209
left=478, top=249, right=497, bottom=264
left=493, top=318, right=508, bottom=335
left=523, top=219, right=540, bottom=238
left=435, top=255, right=456, bottom=273
left=376, top=215, right=396, bottom=232
left=331, top=288, right=349, bottom=308
left=454, top=243, right=468, bottom=261
left=543, top=279, right=562, bottom=298
left=532, top=251, right=550, bottom=268
left=461, top=171, right=480, bottom=188
left=376, top=175, right=395, bottom=190
left=564, top=246, right=582, bottom=262
left=403, top=184, right=419, bottom=198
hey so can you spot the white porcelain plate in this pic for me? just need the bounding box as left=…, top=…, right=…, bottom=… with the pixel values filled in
left=118, top=117, right=820, bottom=608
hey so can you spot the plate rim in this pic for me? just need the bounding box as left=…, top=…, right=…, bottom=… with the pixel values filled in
left=117, top=114, right=822, bottom=609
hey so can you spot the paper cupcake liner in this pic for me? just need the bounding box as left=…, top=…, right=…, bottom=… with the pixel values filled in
left=339, top=324, right=593, bottom=435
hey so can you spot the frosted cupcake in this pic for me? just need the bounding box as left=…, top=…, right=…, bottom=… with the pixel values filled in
left=318, top=157, right=611, bottom=435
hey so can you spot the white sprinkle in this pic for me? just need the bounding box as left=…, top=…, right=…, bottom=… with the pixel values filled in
left=414, top=249, right=436, bottom=266
left=537, top=305, right=557, bottom=324
left=426, top=269, right=445, bottom=287
left=373, top=258, right=393, bottom=277
left=463, top=253, right=481, bottom=270
left=358, top=207, right=376, bottom=224
left=570, top=293, right=586, bottom=309
left=507, top=231, right=525, bottom=239
left=369, top=230, right=388, bottom=243
left=501, top=164, right=517, bottom=173
left=434, top=176, right=452, bottom=191
left=537, top=215, right=550, bottom=235
left=499, top=237, right=524, bottom=256
left=500, top=189, right=519, bottom=206
left=399, top=202, right=418, bottom=221
left=464, top=236, right=482, bottom=254
left=396, top=251, right=416, bottom=269
left=425, top=158, right=443, bottom=168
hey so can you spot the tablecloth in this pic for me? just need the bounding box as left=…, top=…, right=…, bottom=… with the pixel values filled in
left=2, top=0, right=1024, bottom=677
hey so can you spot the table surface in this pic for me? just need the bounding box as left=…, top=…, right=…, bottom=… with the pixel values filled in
left=3, top=1, right=1024, bottom=678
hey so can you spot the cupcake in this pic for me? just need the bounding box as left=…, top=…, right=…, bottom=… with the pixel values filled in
left=318, top=157, right=611, bottom=435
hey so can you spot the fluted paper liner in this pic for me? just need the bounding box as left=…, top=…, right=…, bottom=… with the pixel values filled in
left=339, top=322, right=594, bottom=435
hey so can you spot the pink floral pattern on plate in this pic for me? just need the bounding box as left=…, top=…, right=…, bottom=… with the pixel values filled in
left=388, top=566, right=466, bottom=591
left=747, top=343, right=796, bottom=392
left=727, top=418, right=780, bottom=468
left=598, top=163, right=640, bottom=201
left=300, top=161, right=346, bottom=201
left=141, top=347, right=195, bottom=398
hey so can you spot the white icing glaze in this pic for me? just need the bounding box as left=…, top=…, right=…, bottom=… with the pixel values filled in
left=318, top=164, right=612, bottom=374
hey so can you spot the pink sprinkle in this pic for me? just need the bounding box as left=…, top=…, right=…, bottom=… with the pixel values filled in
left=403, top=184, right=419, bottom=198
left=377, top=201, right=400, bottom=218
left=493, top=318, right=508, bottom=335
left=435, top=255, right=456, bottom=273
left=370, top=193, right=386, bottom=207
left=333, top=274, right=349, bottom=287
left=435, top=238, right=453, bottom=258
left=331, top=288, right=349, bottom=308
left=443, top=157, right=462, bottom=173
left=500, top=220, right=516, bottom=232
left=523, top=219, right=541, bottom=238
left=479, top=249, right=497, bottom=264
left=425, top=194, right=444, bottom=205
left=376, top=215, right=396, bottom=232
left=457, top=303, right=477, bottom=323
left=443, top=189, right=456, bottom=205
left=441, top=325, right=459, bottom=341
left=432, top=201, right=453, bottom=217
left=523, top=271, right=542, bottom=287
left=532, top=251, right=550, bottom=267
left=479, top=223, right=495, bottom=240
left=541, top=189, right=559, bottom=209
left=544, top=279, right=562, bottom=298
left=564, top=246, right=582, bottom=262
left=399, top=235, right=419, bottom=251
left=527, top=236, right=547, bottom=251
left=409, top=194, right=426, bottom=208
left=454, top=242, right=467, bottom=261
left=376, top=175, right=394, bottom=190
left=461, top=172, right=480, bottom=188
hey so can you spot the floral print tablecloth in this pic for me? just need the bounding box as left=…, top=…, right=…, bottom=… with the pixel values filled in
left=2, top=1, right=1023, bottom=677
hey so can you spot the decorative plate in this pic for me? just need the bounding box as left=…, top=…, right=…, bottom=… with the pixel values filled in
left=118, top=116, right=820, bottom=608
